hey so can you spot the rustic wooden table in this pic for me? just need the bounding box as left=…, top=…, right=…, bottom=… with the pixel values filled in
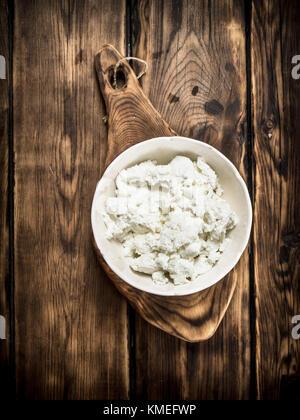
left=0, top=0, right=299, bottom=400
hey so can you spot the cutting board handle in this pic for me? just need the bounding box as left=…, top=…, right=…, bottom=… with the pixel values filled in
left=95, top=44, right=140, bottom=109
left=95, top=45, right=176, bottom=166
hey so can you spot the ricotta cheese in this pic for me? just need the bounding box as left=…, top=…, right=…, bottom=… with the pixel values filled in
left=101, top=156, right=238, bottom=286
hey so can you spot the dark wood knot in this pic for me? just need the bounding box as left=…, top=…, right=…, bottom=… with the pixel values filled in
left=191, top=86, right=199, bottom=96
left=168, top=93, right=180, bottom=103
left=204, top=100, right=224, bottom=115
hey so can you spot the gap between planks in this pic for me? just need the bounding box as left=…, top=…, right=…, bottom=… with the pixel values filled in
left=244, top=0, right=257, bottom=401
left=126, top=0, right=137, bottom=400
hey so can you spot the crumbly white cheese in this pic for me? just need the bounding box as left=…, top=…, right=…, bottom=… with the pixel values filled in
left=101, top=156, right=238, bottom=286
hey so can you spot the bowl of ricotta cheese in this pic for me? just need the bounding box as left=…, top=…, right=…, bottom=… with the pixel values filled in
left=91, top=137, right=252, bottom=296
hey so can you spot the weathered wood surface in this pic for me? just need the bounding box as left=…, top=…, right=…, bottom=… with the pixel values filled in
left=131, top=0, right=250, bottom=399
left=94, top=44, right=239, bottom=344
left=0, top=0, right=10, bottom=399
left=13, top=0, right=129, bottom=399
left=1, top=0, right=299, bottom=400
left=251, top=0, right=300, bottom=400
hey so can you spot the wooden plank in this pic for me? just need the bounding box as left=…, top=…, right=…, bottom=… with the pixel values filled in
left=252, top=0, right=300, bottom=400
left=13, top=0, right=129, bottom=399
left=132, top=0, right=250, bottom=399
left=0, top=0, right=11, bottom=399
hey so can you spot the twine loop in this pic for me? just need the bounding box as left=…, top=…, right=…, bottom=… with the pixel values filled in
left=112, top=56, right=148, bottom=89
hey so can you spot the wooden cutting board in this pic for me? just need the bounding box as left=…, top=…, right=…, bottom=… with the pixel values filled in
left=94, top=44, right=237, bottom=342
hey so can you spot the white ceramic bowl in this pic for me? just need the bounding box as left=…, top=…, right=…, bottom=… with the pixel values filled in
left=91, top=137, right=252, bottom=296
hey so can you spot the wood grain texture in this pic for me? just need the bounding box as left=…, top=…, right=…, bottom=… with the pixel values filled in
left=251, top=0, right=300, bottom=400
left=95, top=44, right=241, bottom=343
left=131, top=0, right=251, bottom=399
left=5, top=0, right=299, bottom=400
left=0, top=0, right=10, bottom=399
left=13, top=0, right=129, bottom=399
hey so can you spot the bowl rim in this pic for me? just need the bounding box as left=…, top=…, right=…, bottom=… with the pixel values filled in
left=91, top=136, right=253, bottom=296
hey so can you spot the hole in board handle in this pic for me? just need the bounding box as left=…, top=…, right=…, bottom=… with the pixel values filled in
left=108, top=65, right=127, bottom=89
